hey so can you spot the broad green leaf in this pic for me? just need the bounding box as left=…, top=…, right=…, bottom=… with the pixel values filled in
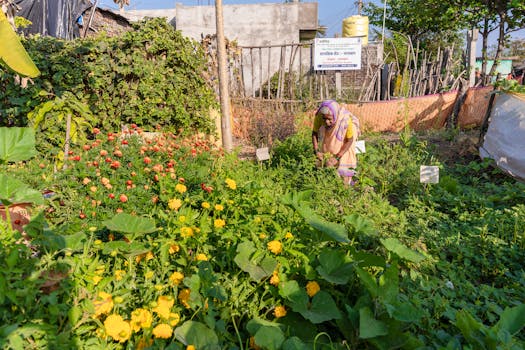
left=0, top=127, right=37, bottom=163
left=345, top=213, right=378, bottom=236
left=0, top=174, right=43, bottom=206
left=173, top=321, right=219, bottom=349
left=282, top=337, right=309, bottom=350
left=354, top=266, right=378, bottom=298
left=380, top=238, right=425, bottom=263
left=359, top=307, right=388, bottom=339
left=246, top=318, right=285, bottom=334
left=254, top=325, right=285, bottom=350
left=296, top=204, right=349, bottom=243
left=233, top=241, right=277, bottom=280
left=281, top=190, right=313, bottom=207
left=385, top=300, right=423, bottom=323
left=378, top=263, right=399, bottom=303
left=102, top=213, right=156, bottom=239
left=455, top=309, right=487, bottom=349
left=494, top=304, right=525, bottom=335
left=351, top=250, right=386, bottom=268
left=280, top=282, right=341, bottom=323
left=316, top=248, right=354, bottom=284
left=0, top=10, right=40, bottom=77
left=300, top=291, right=342, bottom=324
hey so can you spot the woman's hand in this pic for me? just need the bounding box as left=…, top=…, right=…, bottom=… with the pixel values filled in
left=326, top=156, right=339, bottom=167
left=316, top=152, right=324, bottom=161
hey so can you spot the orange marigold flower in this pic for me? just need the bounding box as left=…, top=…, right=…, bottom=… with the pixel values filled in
left=214, top=218, right=226, bottom=228
left=273, top=305, right=287, bottom=318
left=175, top=183, right=187, bottom=194
left=306, top=281, right=321, bottom=297
left=153, top=295, right=174, bottom=320
left=225, top=178, right=237, bottom=190
left=196, top=253, right=208, bottom=261
left=104, top=314, right=131, bottom=343
left=269, top=271, right=280, bottom=286
left=152, top=323, right=173, bottom=339
left=169, top=271, right=184, bottom=285
left=169, top=244, right=180, bottom=254
left=130, top=308, right=153, bottom=332
left=178, top=289, right=191, bottom=309
left=93, top=291, right=113, bottom=317
left=267, top=240, right=282, bottom=254
left=180, top=226, right=194, bottom=238
left=168, top=198, right=182, bottom=211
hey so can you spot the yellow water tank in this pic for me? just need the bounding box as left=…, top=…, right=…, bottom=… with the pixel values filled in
left=342, top=15, right=369, bottom=46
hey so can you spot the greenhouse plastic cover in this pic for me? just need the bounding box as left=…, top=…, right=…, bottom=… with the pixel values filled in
left=480, top=92, right=525, bottom=181
left=15, top=0, right=92, bottom=39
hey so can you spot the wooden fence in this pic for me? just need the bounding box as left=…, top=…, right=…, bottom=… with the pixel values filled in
left=200, top=37, right=465, bottom=108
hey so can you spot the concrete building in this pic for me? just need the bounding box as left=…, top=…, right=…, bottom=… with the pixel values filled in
left=118, top=2, right=318, bottom=96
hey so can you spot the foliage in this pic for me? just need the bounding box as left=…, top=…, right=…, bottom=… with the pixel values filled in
left=0, top=9, right=40, bottom=77
left=0, top=18, right=217, bottom=136
left=0, top=126, right=524, bottom=349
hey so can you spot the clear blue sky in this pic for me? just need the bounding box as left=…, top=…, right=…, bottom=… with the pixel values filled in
left=99, top=0, right=523, bottom=56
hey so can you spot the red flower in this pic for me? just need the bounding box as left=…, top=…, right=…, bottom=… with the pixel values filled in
left=72, top=155, right=81, bottom=161
left=121, top=139, right=129, bottom=145
left=143, top=157, right=152, bottom=164
left=108, top=193, right=115, bottom=199
left=119, top=194, right=128, bottom=203
left=93, top=128, right=100, bottom=135
left=110, top=161, right=120, bottom=169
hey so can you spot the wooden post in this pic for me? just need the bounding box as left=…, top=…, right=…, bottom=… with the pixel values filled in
left=335, top=71, right=341, bottom=98
left=467, top=29, right=478, bottom=87
left=215, top=0, right=233, bottom=151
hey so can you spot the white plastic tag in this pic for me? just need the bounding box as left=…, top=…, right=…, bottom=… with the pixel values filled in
left=256, top=147, right=270, bottom=161
left=420, top=166, right=439, bottom=183
left=355, top=140, right=366, bottom=154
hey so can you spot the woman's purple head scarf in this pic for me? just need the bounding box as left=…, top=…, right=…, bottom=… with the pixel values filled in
left=316, top=100, right=339, bottom=124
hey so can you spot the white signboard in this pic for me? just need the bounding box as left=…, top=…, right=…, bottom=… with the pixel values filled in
left=355, top=140, right=366, bottom=154
left=420, top=166, right=439, bottom=184
left=314, top=37, right=362, bottom=71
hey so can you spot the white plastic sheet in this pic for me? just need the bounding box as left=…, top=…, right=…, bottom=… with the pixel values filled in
left=480, top=92, right=525, bottom=181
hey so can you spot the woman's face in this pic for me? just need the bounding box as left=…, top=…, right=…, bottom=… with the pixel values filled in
left=321, top=112, right=334, bottom=127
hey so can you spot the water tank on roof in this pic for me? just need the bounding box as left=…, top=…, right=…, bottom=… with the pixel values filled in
left=342, top=15, right=369, bottom=46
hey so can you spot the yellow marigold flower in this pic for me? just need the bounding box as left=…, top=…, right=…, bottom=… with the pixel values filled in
left=201, top=201, right=210, bottom=209
left=94, top=239, right=102, bottom=245
left=178, top=289, right=191, bottom=309
left=225, top=178, right=237, bottom=190
left=175, top=183, right=187, bottom=194
left=144, top=271, right=154, bottom=279
left=169, top=312, right=181, bottom=326
left=155, top=284, right=164, bottom=291
left=153, top=323, right=173, bottom=339
left=130, top=308, right=153, bottom=332
left=93, top=292, right=114, bottom=317
left=114, top=270, right=126, bottom=281
left=214, top=218, right=226, bottom=228
left=92, top=275, right=103, bottom=285
left=180, top=226, right=194, bottom=238
left=114, top=296, right=124, bottom=304
left=306, top=281, right=321, bottom=297
left=196, top=253, right=208, bottom=261
left=267, top=240, right=282, bottom=255
left=169, top=271, right=184, bottom=285
left=168, top=198, right=182, bottom=211
left=169, top=244, right=180, bottom=254
left=178, top=215, right=186, bottom=223
left=187, top=346, right=196, bottom=350
left=136, top=338, right=153, bottom=350
left=250, top=336, right=262, bottom=350
left=214, top=204, right=224, bottom=211
left=104, top=314, right=131, bottom=343
left=273, top=305, right=287, bottom=318
left=285, top=232, right=294, bottom=239
left=269, top=271, right=280, bottom=286
left=146, top=251, right=154, bottom=260
left=153, top=296, right=174, bottom=319
left=259, top=233, right=267, bottom=239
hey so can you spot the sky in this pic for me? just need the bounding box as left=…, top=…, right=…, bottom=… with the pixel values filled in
left=98, top=0, right=524, bottom=56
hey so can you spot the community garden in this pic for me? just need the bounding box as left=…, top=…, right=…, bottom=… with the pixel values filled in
left=1, top=17, right=525, bottom=350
